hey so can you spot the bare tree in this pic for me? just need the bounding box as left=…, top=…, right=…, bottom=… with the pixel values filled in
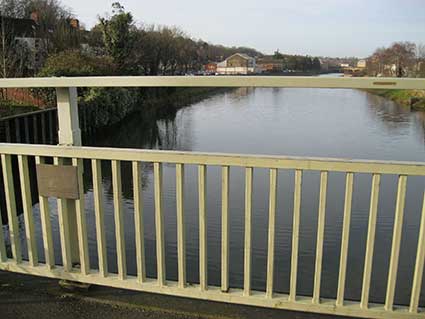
left=388, top=42, right=416, bottom=77
left=0, top=15, right=31, bottom=77
left=416, top=43, right=425, bottom=77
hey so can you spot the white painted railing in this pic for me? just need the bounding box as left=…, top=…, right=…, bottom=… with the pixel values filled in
left=0, top=76, right=424, bottom=319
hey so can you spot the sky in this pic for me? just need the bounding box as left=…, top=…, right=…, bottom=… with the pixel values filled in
left=61, top=0, right=425, bottom=57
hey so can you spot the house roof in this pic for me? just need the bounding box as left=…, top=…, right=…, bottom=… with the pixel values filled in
left=225, top=53, right=254, bottom=61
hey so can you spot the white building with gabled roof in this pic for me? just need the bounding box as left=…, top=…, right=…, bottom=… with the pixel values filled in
left=216, top=53, right=260, bottom=75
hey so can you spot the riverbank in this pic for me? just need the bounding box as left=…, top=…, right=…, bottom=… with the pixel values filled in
left=81, top=87, right=231, bottom=132
left=0, top=86, right=228, bottom=123
left=367, top=89, right=425, bottom=110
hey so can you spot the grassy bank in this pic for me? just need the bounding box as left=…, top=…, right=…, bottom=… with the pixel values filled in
left=368, top=89, right=425, bottom=110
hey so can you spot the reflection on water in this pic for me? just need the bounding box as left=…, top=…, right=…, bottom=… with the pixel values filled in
left=13, top=83, right=425, bottom=305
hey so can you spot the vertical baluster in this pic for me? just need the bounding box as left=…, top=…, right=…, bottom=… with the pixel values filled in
left=176, top=163, right=186, bottom=288
left=0, top=188, right=7, bottom=262
left=84, top=106, right=88, bottom=132
left=289, top=170, right=302, bottom=301
left=33, top=115, right=38, bottom=144
left=15, top=118, right=21, bottom=143
left=385, top=175, right=408, bottom=310
left=199, top=164, right=207, bottom=291
left=18, top=155, right=38, bottom=266
left=289, top=169, right=302, bottom=302
left=410, top=192, right=425, bottom=313
left=266, top=168, right=278, bottom=298
left=154, top=162, right=165, bottom=286
left=48, top=110, right=53, bottom=144
left=24, top=117, right=30, bottom=143
left=112, top=160, right=126, bottom=280
left=313, top=171, right=328, bottom=304
left=72, top=158, right=90, bottom=275
left=360, top=173, right=381, bottom=309
left=1, top=154, right=22, bottom=262
left=41, top=113, right=46, bottom=143
left=36, top=156, right=54, bottom=268
left=133, top=161, right=146, bottom=283
left=54, top=157, right=72, bottom=271
left=0, top=206, right=7, bottom=262
left=92, top=159, right=107, bottom=277
left=244, top=167, right=253, bottom=296
left=5, top=120, right=11, bottom=142
left=221, top=166, right=230, bottom=292
left=336, top=172, right=354, bottom=307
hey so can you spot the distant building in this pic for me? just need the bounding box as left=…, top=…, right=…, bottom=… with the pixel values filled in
left=340, top=63, right=350, bottom=68
left=0, top=14, right=45, bottom=72
left=204, top=62, right=217, bottom=74
left=216, top=53, right=259, bottom=75
left=257, top=57, right=283, bottom=73
left=259, top=62, right=282, bottom=72
left=357, top=59, right=367, bottom=68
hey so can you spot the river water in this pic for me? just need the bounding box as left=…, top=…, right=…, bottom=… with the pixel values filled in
left=20, top=75, right=425, bottom=305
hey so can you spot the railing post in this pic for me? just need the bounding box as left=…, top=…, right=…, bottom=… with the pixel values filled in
left=56, top=87, right=81, bottom=267
left=57, top=88, right=81, bottom=146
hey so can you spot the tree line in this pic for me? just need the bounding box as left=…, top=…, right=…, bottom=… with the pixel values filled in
left=366, top=41, right=425, bottom=78
left=271, top=50, right=321, bottom=72
left=0, top=0, right=326, bottom=79
left=0, top=0, right=266, bottom=78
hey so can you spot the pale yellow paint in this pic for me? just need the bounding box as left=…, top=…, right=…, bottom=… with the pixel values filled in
left=385, top=175, right=407, bottom=310
left=112, top=160, right=126, bottom=280
left=360, top=174, right=381, bottom=309
left=289, top=170, right=302, bottom=302
left=410, top=192, right=425, bottom=313
left=0, top=76, right=424, bottom=90
left=266, top=168, right=277, bottom=298
left=1, top=76, right=425, bottom=319
left=92, top=159, right=108, bottom=277
left=336, top=172, right=354, bottom=307
left=176, top=163, right=186, bottom=288
left=0, top=144, right=423, bottom=176
left=73, top=157, right=90, bottom=275
left=35, top=156, right=55, bottom=269
left=18, top=155, right=38, bottom=266
left=313, top=171, right=328, bottom=304
left=154, top=162, right=166, bottom=287
left=244, top=167, right=253, bottom=296
left=221, top=166, right=230, bottom=292
left=0, top=261, right=423, bottom=319
left=2, top=154, right=22, bottom=263
left=133, top=161, right=146, bottom=283
left=199, top=164, right=207, bottom=291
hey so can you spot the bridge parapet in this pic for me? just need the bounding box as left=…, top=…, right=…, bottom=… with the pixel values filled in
left=0, top=76, right=424, bottom=319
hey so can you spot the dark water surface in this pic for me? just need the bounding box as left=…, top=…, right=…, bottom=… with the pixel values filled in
left=18, top=77, right=425, bottom=305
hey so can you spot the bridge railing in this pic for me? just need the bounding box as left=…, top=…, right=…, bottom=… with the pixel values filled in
left=0, top=108, right=57, bottom=144
left=0, top=76, right=424, bottom=319
left=0, top=143, right=424, bottom=319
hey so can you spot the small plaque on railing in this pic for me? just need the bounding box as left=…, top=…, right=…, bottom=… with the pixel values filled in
left=36, top=164, right=80, bottom=199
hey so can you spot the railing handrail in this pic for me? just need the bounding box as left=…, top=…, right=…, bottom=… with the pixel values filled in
left=0, top=107, right=56, bottom=121
left=0, top=76, right=424, bottom=90
left=1, top=143, right=424, bottom=176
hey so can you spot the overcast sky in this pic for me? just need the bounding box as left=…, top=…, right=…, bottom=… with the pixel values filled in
left=61, top=0, right=425, bottom=57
